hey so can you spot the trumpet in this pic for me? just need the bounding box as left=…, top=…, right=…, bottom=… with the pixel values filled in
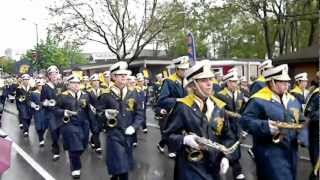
left=63, top=110, right=78, bottom=124
left=48, top=99, right=56, bottom=106
left=34, top=105, right=40, bottom=111
left=18, top=96, right=26, bottom=102
left=79, top=99, right=87, bottom=108
left=186, top=135, right=240, bottom=162
left=272, top=121, right=303, bottom=143
left=105, top=109, right=119, bottom=128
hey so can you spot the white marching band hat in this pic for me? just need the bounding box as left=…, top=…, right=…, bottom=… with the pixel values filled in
left=136, top=73, right=144, bottom=81
left=66, top=74, right=81, bottom=83
left=89, top=74, right=99, bottom=81
left=259, top=59, right=273, bottom=71
left=263, top=64, right=291, bottom=81
left=36, top=79, right=46, bottom=86
left=294, top=72, right=308, bottom=81
left=173, top=56, right=190, bottom=69
left=240, top=76, right=247, bottom=82
left=110, top=61, right=131, bottom=75
left=21, top=74, right=31, bottom=80
left=103, top=71, right=110, bottom=77
left=47, top=65, right=59, bottom=74
left=128, top=75, right=136, bottom=82
left=83, top=75, right=89, bottom=81
left=183, top=60, right=215, bottom=88
left=223, top=71, right=239, bottom=82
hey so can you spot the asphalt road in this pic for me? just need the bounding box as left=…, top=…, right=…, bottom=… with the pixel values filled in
left=0, top=101, right=312, bottom=180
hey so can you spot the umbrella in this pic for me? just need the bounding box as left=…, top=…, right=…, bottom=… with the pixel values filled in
left=0, top=137, right=12, bottom=173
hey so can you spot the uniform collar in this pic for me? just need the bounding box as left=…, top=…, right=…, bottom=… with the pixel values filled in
left=22, top=85, right=30, bottom=91
left=168, top=73, right=182, bottom=84
left=47, top=82, right=55, bottom=89
left=256, top=75, right=266, bottom=82
left=67, top=90, right=82, bottom=99
left=290, top=85, right=303, bottom=95
left=111, top=85, right=127, bottom=100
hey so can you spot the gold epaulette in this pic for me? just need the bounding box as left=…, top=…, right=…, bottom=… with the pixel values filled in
left=218, top=88, right=228, bottom=96
left=177, top=94, right=195, bottom=108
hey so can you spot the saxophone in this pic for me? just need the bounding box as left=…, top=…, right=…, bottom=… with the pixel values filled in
left=272, top=121, right=303, bottom=143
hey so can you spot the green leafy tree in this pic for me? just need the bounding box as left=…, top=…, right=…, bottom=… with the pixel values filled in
left=23, top=35, right=88, bottom=70
left=0, top=57, right=15, bottom=74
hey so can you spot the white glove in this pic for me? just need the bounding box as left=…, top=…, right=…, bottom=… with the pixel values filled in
left=42, top=99, right=49, bottom=107
left=105, top=109, right=119, bottom=119
left=220, top=157, right=229, bottom=174
left=160, top=109, right=167, bottom=115
left=30, top=102, right=37, bottom=109
left=64, top=110, right=77, bottom=117
left=268, top=120, right=280, bottom=135
left=183, top=134, right=200, bottom=150
left=125, top=126, right=135, bottom=135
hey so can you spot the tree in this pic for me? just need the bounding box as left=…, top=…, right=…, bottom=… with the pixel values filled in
left=0, top=57, right=15, bottom=74
left=22, top=35, right=88, bottom=70
left=49, top=0, right=176, bottom=63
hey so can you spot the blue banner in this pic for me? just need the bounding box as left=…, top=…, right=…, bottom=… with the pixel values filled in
left=187, top=32, right=196, bottom=66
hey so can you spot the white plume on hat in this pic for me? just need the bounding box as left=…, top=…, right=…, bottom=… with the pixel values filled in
left=183, top=60, right=214, bottom=88
left=263, top=64, right=290, bottom=81
left=294, top=72, right=308, bottom=81
left=110, top=61, right=131, bottom=75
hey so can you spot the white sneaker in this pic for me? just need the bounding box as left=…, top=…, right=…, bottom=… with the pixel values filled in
left=19, top=124, right=23, bottom=129
left=95, top=148, right=102, bottom=154
left=39, top=141, right=45, bottom=147
left=157, top=144, right=165, bottom=153
left=133, top=142, right=138, bottom=147
left=52, top=154, right=60, bottom=161
left=168, top=152, right=176, bottom=158
left=71, top=170, right=81, bottom=179
left=236, top=174, right=246, bottom=179
left=23, top=132, right=28, bottom=137
left=143, top=128, right=148, bottom=133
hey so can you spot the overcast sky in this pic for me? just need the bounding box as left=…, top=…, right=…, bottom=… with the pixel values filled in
left=0, top=0, right=109, bottom=58
left=0, top=0, right=224, bottom=59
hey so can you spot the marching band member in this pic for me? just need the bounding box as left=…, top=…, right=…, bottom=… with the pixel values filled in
left=81, top=75, right=91, bottom=91
left=152, top=73, right=163, bottom=105
left=55, top=74, right=90, bottom=179
left=216, top=70, right=246, bottom=180
left=101, top=70, right=113, bottom=88
left=157, top=56, right=189, bottom=158
left=212, top=71, right=223, bottom=94
left=239, top=76, right=250, bottom=98
left=41, top=65, right=62, bottom=161
left=96, top=61, right=144, bottom=180
left=249, top=59, right=273, bottom=96
left=86, top=73, right=103, bottom=154
left=136, top=73, right=148, bottom=133
left=240, top=64, right=302, bottom=180
left=164, top=60, right=234, bottom=180
left=304, top=73, right=319, bottom=180
left=30, top=78, right=48, bottom=146
left=290, top=72, right=309, bottom=105
left=16, top=74, right=32, bottom=137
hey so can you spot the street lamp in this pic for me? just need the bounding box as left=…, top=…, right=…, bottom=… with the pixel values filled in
left=21, top=18, right=39, bottom=72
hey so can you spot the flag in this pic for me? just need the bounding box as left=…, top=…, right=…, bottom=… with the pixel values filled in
left=187, top=32, right=196, bottom=66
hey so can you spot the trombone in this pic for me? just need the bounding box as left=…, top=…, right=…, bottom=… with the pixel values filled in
left=272, top=121, right=303, bottom=143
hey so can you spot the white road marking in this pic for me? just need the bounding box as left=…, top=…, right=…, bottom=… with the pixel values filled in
left=5, top=137, right=56, bottom=180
